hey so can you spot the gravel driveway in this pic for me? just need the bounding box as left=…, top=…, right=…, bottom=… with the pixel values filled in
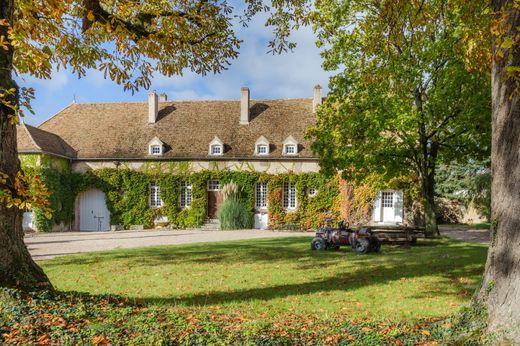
left=439, top=225, right=490, bottom=245
left=25, top=229, right=311, bottom=260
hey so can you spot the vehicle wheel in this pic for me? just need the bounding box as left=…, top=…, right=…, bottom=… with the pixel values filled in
left=353, top=238, right=370, bottom=254
left=311, top=237, right=326, bottom=251
left=371, top=237, right=381, bottom=253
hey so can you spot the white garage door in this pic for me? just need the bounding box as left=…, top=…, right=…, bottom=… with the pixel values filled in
left=79, top=189, right=110, bottom=231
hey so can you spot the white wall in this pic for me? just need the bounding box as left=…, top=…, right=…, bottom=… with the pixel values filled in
left=72, top=160, right=320, bottom=174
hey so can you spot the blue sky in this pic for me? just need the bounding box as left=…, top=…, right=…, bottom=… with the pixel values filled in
left=18, top=12, right=332, bottom=126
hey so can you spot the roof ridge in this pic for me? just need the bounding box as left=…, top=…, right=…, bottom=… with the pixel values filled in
left=40, top=98, right=312, bottom=107
left=21, top=123, right=42, bottom=151
left=38, top=102, right=75, bottom=127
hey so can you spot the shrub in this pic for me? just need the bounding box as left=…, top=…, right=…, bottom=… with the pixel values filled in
left=435, top=197, right=463, bottom=224
left=218, top=183, right=253, bottom=230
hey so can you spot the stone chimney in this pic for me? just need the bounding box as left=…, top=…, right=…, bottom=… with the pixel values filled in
left=313, top=85, right=322, bottom=112
left=159, top=93, right=168, bottom=102
left=240, top=87, right=250, bottom=125
left=148, top=91, right=158, bottom=124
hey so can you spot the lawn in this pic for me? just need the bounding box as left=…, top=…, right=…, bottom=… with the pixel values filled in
left=40, top=236, right=487, bottom=323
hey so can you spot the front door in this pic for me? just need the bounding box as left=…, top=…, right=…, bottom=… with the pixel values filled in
left=207, top=180, right=222, bottom=219
left=79, top=189, right=111, bottom=231
left=381, top=191, right=395, bottom=223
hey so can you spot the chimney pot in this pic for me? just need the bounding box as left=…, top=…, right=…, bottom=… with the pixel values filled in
left=159, top=93, right=167, bottom=102
left=313, top=84, right=323, bottom=112
left=240, top=87, right=250, bottom=125
left=148, top=91, right=158, bottom=124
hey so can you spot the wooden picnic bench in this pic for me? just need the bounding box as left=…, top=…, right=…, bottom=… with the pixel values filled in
left=355, top=225, right=426, bottom=244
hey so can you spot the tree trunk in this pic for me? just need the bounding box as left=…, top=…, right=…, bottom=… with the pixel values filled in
left=0, top=0, right=51, bottom=288
left=421, top=171, right=439, bottom=237
left=477, top=0, right=520, bottom=341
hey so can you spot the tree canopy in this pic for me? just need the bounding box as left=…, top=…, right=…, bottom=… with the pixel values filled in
left=0, top=0, right=310, bottom=287
left=308, top=0, right=492, bottom=233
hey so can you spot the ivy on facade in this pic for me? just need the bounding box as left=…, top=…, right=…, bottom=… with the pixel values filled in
left=21, top=155, right=414, bottom=232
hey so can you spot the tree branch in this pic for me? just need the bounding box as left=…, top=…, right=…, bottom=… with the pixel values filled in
left=82, top=0, right=213, bottom=44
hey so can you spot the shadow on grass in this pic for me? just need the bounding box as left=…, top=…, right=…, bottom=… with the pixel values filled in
left=136, top=244, right=485, bottom=307
left=43, top=237, right=487, bottom=308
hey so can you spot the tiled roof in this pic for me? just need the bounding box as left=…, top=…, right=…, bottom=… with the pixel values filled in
left=37, top=99, right=318, bottom=159
left=17, top=123, right=76, bottom=158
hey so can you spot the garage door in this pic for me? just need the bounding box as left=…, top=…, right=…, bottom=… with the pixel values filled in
left=79, top=189, right=110, bottom=231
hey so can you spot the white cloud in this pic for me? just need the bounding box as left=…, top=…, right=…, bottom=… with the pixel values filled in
left=151, top=13, right=331, bottom=101
left=23, top=11, right=332, bottom=124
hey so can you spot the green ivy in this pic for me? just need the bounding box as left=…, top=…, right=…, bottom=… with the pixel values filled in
left=26, top=166, right=345, bottom=231
left=21, top=167, right=80, bottom=232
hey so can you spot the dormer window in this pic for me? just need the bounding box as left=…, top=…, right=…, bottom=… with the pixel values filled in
left=150, top=145, right=162, bottom=155
left=148, top=137, right=164, bottom=156
left=211, top=144, right=222, bottom=155
left=282, top=135, right=298, bottom=156
left=255, top=136, right=270, bottom=156
left=257, top=145, right=268, bottom=155
left=284, top=144, right=296, bottom=155
left=208, top=136, right=224, bottom=156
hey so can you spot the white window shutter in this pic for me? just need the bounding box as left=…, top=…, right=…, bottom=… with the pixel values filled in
left=394, top=190, right=404, bottom=223
left=373, top=191, right=382, bottom=222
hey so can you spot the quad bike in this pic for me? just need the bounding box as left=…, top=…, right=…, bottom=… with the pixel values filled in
left=310, top=219, right=381, bottom=254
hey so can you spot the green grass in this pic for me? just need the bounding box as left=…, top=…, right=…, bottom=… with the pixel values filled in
left=468, top=223, right=491, bottom=230
left=40, top=236, right=487, bottom=323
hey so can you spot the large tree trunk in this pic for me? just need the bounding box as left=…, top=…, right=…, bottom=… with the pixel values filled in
left=0, top=0, right=51, bottom=288
left=477, top=0, right=520, bottom=341
left=422, top=178, right=438, bottom=237
left=421, top=145, right=439, bottom=237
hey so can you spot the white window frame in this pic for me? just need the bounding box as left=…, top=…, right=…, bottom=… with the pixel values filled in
left=150, top=145, right=162, bottom=155
left=282, top=135, right=298, bottom=156
left=256, top=144, right=269, bottom=155
left=148, top=137, right=164, bottom=156
left=210, top=144, right=223, bottom=156
left=307, top=187, right=318, bottom=197
left=283, top=144, right=297, bottom=156
left=149, top=182, right=162, bottom=208
left=180, top=181, right=192, bottom=208
left=283, top=181, right=297, bottom=210
left=255, top=136, right=270, bottom=156
left=208, top=180, right=220, bottom=191
left=208, top=136, right=224, bottom=156
left=255, top=182, right=268, bottom=210
left=381, top=191, right=394, bottom=208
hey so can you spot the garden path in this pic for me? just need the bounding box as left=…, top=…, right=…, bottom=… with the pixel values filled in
left=25, top=229, right=310, bottom=260
left=439, top=225, right=490, bottom=245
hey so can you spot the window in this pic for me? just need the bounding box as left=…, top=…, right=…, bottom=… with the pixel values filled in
left=208, top=180, right=220, bottom=191
left=284, top=144, right=296, bottom=155
left=210, top=144, right=222, bottom=156
left=255, top=182, right=268, bottom=209
left=283, top=182, right=297, bottom=210
left=256, top=144, right=268, bottom=155
left=180, top=182, right=192, bottom=208
left=255, top=136, right=270, bottom=155
left=150, top=145, right=162, bottom=155
left=307, top=187, right=317, bottom=197
left=382, top=191, right=394, bottom=208
left=149, top=182, right=162, bottom=208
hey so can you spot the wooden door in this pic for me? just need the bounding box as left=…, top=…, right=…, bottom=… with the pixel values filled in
left=208, top=191, right=222, bottom=218
left=79, top=189, right=110, bottom=231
